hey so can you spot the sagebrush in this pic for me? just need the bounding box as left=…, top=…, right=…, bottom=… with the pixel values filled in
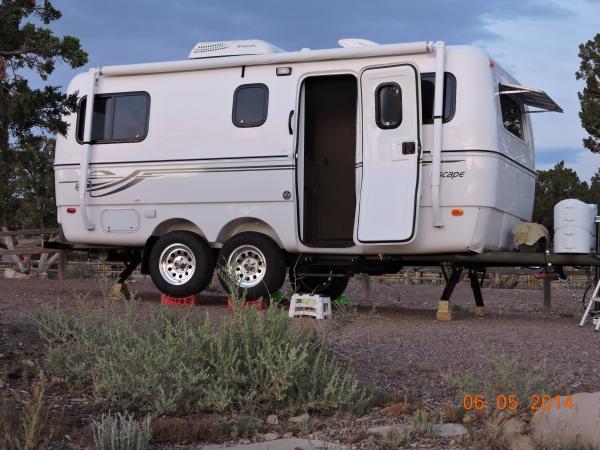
left=443, top=353, right=556, bottom=412
left=35, top=294, right=370, bottom=416
left=366, top=409, right=435, bottom=450
left=92, top=412, right=151, bottom=450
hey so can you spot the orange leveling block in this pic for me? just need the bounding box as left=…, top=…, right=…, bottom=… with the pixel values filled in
left=226, top=296, right=266, bottom=311
left=160, top=293, right=199, bottom=306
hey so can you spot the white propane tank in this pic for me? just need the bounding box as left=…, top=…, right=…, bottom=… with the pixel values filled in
left=553, top=199, right=597, bottom=254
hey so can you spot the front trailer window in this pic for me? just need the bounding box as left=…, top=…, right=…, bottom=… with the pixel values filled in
left=500, top=93, right=524, bottom=140
left=76, top=92, right=150, bottom=143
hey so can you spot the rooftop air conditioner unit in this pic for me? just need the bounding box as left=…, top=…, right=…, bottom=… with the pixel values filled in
left=188, top=39, right=283, bottom=59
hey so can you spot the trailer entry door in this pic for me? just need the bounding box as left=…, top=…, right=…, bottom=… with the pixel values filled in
left=357, top=65, right=421, bottom=243
left=298, top=75, right=357, bottom=247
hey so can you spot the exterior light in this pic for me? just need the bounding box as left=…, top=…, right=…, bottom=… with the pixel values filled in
left=276, top=67, right=292, bottom=76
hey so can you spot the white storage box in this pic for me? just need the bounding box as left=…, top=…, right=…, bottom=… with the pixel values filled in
left=553, top=199, right=597, bottom=254
left=288, top=294, right=332, bottom=320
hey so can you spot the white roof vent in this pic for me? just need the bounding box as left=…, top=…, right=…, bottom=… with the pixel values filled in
left=188, top=39, right=283, bottom=59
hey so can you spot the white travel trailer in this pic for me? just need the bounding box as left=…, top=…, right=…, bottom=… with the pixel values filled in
left=54, top=39, right=563, bottom=299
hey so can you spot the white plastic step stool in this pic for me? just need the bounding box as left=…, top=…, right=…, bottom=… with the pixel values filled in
left=580, top=278, right=600, bottom=331
left=289, top=294, right=332, bottom=320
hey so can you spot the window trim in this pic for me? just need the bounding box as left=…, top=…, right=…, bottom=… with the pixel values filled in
left=420, top=72, right=457, bottom=124
left=76, top=91, right=151, bottom=144
left=498, top=88, right=526, bottom=143
left=232, top=83, right=269, bottom=128
left=375, top=82, right=403, bottom=130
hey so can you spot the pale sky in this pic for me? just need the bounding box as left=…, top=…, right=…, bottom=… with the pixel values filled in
left=40, top=0, right=600, bottom=181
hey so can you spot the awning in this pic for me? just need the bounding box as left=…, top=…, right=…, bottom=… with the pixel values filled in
left=499, top=83, right=563, bottom=113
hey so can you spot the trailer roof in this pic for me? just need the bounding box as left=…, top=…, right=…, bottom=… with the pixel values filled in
left=98, top=41, right=434, bottom=78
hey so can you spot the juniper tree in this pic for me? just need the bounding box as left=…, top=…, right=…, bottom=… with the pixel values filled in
left=577, top=33, right=600, bottom=154
left=532, top=161, right=589, bottom=235
left=0, top=0, right=87, bottom=227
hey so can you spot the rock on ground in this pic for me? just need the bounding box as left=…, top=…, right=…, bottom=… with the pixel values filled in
left=501, top=417, right=526, bottom=437
left=532, top=392, right=600, bottom=447
left=432, top=423, right=468, bottom=438
left=288, top=412, right=311, bottom=424
left=367, top=424, right=400, bottom=437
left=265, top=414, right=278, bottom=425
left=4, top=269, right=29, bottom=280
left=262, top=432, right=279, bottom=441
left=501, top=417, right=534, bottom=450
left=509, top=434, right=536, bottom=450
left=201, top=437, right=348, bottom=450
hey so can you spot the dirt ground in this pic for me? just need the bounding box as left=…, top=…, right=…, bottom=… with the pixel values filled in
left=1, top=275, right=599, bottom=447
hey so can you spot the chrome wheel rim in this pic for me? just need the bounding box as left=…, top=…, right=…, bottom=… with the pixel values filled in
left=227, top=245, right=267, bottom=288
left=159, top=243, right=196, bottom=285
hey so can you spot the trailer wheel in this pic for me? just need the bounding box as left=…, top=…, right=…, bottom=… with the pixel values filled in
left=218, top=232, right=286, bottom=301
left=149, top=231, right=214, bottom=297
left=289, top=269, right=350, bottom=300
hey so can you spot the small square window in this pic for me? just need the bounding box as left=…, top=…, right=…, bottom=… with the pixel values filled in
left=232, top=84, right=269, bottom=127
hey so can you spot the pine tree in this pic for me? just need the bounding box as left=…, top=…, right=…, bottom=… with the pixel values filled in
left=587, top=168, right=600, bottom=206
left=15, top=137, right=56, bottom=229
left=577, top=33, right=600, bottom=153
left=0, top=0, right=87, bottom=228
left=532, top=161, right=590, bottom=235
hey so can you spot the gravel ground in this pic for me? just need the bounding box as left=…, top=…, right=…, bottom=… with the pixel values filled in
left=2, top=275, right=600, bottom=448
left=2, top=274, right=599, bottom=400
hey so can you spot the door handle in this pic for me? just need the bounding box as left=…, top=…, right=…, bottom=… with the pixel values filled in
left=288, top=110, right=294, bottom=135
left=402, top=141, right=416, bottom=155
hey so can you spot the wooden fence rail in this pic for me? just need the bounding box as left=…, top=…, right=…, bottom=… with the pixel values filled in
left=1, top=227, right=65, bottom=280
left=0, top=228, right=60, bottom=238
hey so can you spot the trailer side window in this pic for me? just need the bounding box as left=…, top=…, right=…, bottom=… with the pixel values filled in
left=76, top=92, right=150, bottom=144
left=232, top=84, right=269, bottom=127
left=375, top=83, right=402, bottom=129
left=500, top=94, right=524, bottom=140
left=421, top=72, right=456, bottom=124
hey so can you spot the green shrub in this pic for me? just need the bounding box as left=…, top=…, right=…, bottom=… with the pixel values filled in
left=367, top=409, right=435, bottom=450
left=443, top=353, right=556, bottom=412
left=35, top=295, right=370, bottom=416
left=92, top=412, right=151, bottom=450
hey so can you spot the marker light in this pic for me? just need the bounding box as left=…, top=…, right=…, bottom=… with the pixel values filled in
left=451, top=209, right=464, bottom=216
left=67, top=207, right=76, bottom=214
left=276, top=67, right=292, bottom=76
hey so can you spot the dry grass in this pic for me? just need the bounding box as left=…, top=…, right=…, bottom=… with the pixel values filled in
left=0, top=379, right=50, bottom=450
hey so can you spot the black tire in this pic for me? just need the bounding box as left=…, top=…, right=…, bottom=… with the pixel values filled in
left=217, top=232, right=286, bottom=300
left=149, top=231, right=215, bottom=298
left=289, top=268, right=350, bottom=300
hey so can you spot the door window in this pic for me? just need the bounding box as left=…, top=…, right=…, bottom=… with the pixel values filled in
left=375, top=83, right=402, bottom=129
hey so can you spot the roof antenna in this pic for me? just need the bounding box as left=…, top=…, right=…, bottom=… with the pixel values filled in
left=338, top=38, right=379, bottom=48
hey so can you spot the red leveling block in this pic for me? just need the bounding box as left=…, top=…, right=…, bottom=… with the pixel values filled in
left=226, top=296, right=266, bottom=311
left=160, top=293, right=199, bottom=307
